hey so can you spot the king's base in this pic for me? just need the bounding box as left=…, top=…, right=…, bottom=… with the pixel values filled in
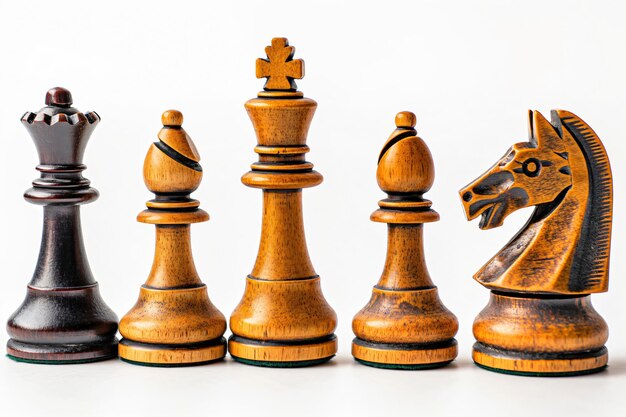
left=473, top=342, right=608, bottom=377
left=352, top=338, right=457, bottom=370
left=228, top=335, right=337, bottom=368
left=118, top=337, right=226, bottom=367
left=7, top=338, right=118, bottom=364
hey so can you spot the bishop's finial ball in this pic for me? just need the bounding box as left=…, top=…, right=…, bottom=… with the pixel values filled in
left=395, top=111, right=416, bottom=129
left=143, top=110, right=202, bottom=195
left=162, top=110, right=183, bottom=127
left=377, top=112, right=434, bottom=195
left=45, top=87, right=73, bottom=107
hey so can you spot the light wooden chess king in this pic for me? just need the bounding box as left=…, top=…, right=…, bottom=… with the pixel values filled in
left=459, top=110, right=613, bottom=376
left=352, top=112, right=458, bottom=369
left=228, top=37, right=338, bottom=367
left=118, top=110, right=227, bottom=366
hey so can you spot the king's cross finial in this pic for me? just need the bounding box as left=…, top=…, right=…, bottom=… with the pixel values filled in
left=256, top=37, right=304, bottom=91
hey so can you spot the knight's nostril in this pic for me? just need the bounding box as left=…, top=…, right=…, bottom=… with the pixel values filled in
left=463, top=191, right=473, bottom=202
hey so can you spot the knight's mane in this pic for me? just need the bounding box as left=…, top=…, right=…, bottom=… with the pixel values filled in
left=551, top=111, right=612, bottom=292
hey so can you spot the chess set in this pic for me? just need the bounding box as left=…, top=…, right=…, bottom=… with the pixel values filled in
left=5, top=37, right=613, bottom=377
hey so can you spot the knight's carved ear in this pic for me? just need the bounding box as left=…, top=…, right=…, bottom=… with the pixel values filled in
left=526, top=109, right=533, bottom=140
left=531, top=110, right=562, bottom=150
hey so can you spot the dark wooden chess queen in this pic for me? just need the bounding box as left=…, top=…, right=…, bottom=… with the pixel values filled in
left=118, top=110, right=226, bottom=366
left=459, top=110, right=612, bottom=376
left=228, top=37, right=338, bottom=367
left=352, top=112, right=458, bottom=369
left=7, top=87, right=118, bottom=363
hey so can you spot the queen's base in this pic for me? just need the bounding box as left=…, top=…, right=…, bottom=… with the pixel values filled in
left=7, top=339, right=118, bottom=364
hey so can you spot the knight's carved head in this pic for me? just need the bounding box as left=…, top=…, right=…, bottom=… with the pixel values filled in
left=459, top=111, right=572, bottom=229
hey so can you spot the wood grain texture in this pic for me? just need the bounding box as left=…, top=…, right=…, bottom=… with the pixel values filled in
left=473, top=294, right=608, bottom=375
left=229, top=38, right=337, bottom=367
left=119, top=110, right=226, bottom=366
left=459, top=110, right=613, bottom=376
left=229, top=336, right=338, bottom=366
left=119, top=339, right=226, bottom=367
left=256, top=37, right=304, bottom=91
left=7, top=87, right=118, bottom=364
left=352, top=112, right=458, bottom=369
left=474, top=292, right=608, bottom=352
left=230, top=277, right=337, bottom=340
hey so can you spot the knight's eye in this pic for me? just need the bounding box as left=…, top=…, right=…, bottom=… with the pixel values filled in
left=522, top=158, right=541, bottom=177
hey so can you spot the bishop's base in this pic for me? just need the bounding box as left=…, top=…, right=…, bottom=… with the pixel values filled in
left=352, top=338, right=457, bottom=370
left=7, top=338, right=118, bottom=364
left=472, top=342, right=608, bottom=376
left=228, top=335, right=337, bottom=368
left=118, top=337, right=226, bottom=367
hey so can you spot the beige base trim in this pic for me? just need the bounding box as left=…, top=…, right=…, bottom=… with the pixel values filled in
left=119, top=340, right=226, bottom=365
left=473, top=348, right=608, bottom=374
left=352, top=341, right=457, bottom=366
left=228, top=337, right=337, bottom=363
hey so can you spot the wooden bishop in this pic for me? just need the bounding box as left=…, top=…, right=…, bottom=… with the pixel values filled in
left=118, top=110, right=227, bottom=366
left=228, top=37, right=338, bottom=367
left=352, top=112, right=458, bottom=369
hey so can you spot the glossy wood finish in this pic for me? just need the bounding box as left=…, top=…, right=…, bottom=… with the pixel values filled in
left=473, top=292, right=608, bottom=374
left=229, top=37, right=337, bottom=367
left=119, top=110, right=226, bottom=366
left=459, top=110, right=613, bottom=376
left=7, top=87, right=118, bottom=363
left=256, top=37, right=304, bottom=91
left=352, top=112, right=458, bottom=369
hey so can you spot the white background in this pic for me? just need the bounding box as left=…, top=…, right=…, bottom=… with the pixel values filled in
left=0, top=0, right=625, bottom=415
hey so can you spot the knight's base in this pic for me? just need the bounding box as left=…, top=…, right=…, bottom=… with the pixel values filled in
left=472, top=291, right=609, bottom=376
left=7, top=339, right=118, bottom=364
left=352, top=338, right=457, bottom=370
left=118, top=337, right=226, bottom=367
left=228, top=334, right=337, bottom=368
left=473, top=342, right=608, bottom=376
